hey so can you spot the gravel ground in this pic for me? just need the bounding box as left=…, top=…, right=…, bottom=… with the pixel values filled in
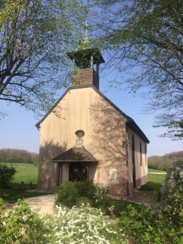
left=23, top=189, right=155, bottom=217
left=24, top=194, right=56, bottom=216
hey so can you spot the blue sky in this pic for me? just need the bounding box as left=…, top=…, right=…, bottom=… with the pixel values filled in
left=0, top=75, right=182, bottom=157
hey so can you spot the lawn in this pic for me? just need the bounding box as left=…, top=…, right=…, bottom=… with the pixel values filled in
left=0, top=162, right=38, bottom=185
left=0, top=163, right=51, bottom=203
left=14, top=163, right=38, bottom=184
left=148, top=168, right=167, bottom=173
left=138, top=168, right=166, bottom=191
left=148, top=174, right=166, bottom=183
left=148, top=168, right=166, bottom=183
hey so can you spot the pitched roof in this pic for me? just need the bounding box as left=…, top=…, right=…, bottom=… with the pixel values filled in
left=52, top=146, right=98, bottom=162
left=36, top=84, right=150, bottom=143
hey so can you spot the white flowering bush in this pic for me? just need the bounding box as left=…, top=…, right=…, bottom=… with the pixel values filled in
left=1, top=199, right=127, bottom=243
left=43, top=204, right=128, bottom=244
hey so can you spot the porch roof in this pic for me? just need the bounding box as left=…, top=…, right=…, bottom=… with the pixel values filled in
left=52, top=146, right=98, bottom=162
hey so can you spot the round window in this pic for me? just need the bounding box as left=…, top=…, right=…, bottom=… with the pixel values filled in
left=75, top=130, right=85, bottom=138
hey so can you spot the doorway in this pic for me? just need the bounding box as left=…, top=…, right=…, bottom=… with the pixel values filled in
left=69, top=163, right=87, bottom=181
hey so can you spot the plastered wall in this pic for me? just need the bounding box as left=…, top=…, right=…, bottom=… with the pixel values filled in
left=38, top=87, right=128, bottom=195
left=127, top=128, right=148, bottom=193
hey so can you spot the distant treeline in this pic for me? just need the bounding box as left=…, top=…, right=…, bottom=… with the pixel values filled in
left=148, top=151, right=183, bottom=171
left=0, top=148, right=39, bottom=164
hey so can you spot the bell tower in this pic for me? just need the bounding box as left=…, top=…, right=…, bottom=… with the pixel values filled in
left=67, top=33, right=105, bottom=90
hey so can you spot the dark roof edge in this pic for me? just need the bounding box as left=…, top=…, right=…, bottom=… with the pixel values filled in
left=35, top=87, right=72, bottom=128
left=90, top=86, right=149, bottom=143
left=35, top=84, right=149, bottom=143
left=52, top=145, right=99, bottom=162
left=127, top=120, right=150, bottom=143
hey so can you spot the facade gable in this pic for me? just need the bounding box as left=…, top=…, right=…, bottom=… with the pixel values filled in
left=36, top=83, right=149, bottom=196
left=36, top=84, right=149, bottom=144
left=37, top=86, right=129, bottom=193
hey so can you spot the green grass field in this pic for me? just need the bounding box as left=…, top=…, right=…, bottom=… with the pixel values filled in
left=148, top=174, right=166, bottom=183
left=148, top=168, right=166, bottom=183
left=13, top=163, right=38, bottom=185
left=0, top=162, right=38, bottom=185
left=0, top=163, right=51, bottom=203
left=138, top=168, right=166, bottom=191
left=148, top=168, right=167, bottom=173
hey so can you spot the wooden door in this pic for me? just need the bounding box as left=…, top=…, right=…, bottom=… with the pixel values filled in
left=69, top=163, right=87, bottom=181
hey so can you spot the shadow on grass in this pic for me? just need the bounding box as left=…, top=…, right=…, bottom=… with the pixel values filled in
left=139, top=181, right=161, bottom=191
left=111, top=200, right=141, bottom=217
left=111, top=182, right=163, bottom=217
left=0, top=183, right=53, bottom=204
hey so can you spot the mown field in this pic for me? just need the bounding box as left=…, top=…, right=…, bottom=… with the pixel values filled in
left=148, top=168, right=166, bottom=183
left=148, top=168, right=166, bottom=173
left=0, top=163, right=49, bottom=203
left=0, top=162, right=38, bottom=185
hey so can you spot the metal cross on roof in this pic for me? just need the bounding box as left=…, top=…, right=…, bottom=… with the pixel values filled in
left=85, top=21, right=89, bottom=36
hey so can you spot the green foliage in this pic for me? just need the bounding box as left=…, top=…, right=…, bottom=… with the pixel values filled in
left=0, top=163, right=50, bottom=203
left=56, top=181, right=114, bottom=214
left=0, top=200, right=127, bottom=244
left=0, top=197, right=5, bottom=210
left=0, top=200, right=51, bottom=244
left=93, top=184, right=112, bottom=213
left=117, top=170, right=183, bottom=244
left=160, top=169, right=183, bottom=227
left=0, top=148, right=39, bottom=164
left=0, top=164, right=16, bottom=189
left=93, top=0, right=183, bottom=139
left=148, top=153, right=183, bottom=170
left=111, top=199, right=140, bottom=217
left=76, top=196, right=92, bottom=207
left=56, top=181, right=96, bottom=208
left=139, top=181, right=162, bottom=202
left=117, top=204, right=159, bottom=244
left=0, top=0, right=88, bottom=115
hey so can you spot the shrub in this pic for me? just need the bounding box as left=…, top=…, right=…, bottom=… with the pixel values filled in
left=0, top=200, right=51, bottom=243
left=45, top=204, right=127, bottom=244
left=111, top=199, right=140, bottom=217
left=93, top=184, right=112, bottom=213
left=0, top=198, right=128, bottom=244
left=117, top=170, right=183, bottom=244
left=76, top=196, right=92, bottom=207
left=0, top=164, right=16, bottom=189
left=56, top=181, right=96, bottom=208
left=139, top=181, right=162, bottom=201
left=0, top=197, right=5, bottom=210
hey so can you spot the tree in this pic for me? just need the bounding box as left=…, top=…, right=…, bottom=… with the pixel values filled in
left=90, top=0, right=183, bottom=139
left=0, top=164, right=16, bottom=189
left=0, top=0, right=88, bottom=116
left=0, top=148, right=39, bottom=163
